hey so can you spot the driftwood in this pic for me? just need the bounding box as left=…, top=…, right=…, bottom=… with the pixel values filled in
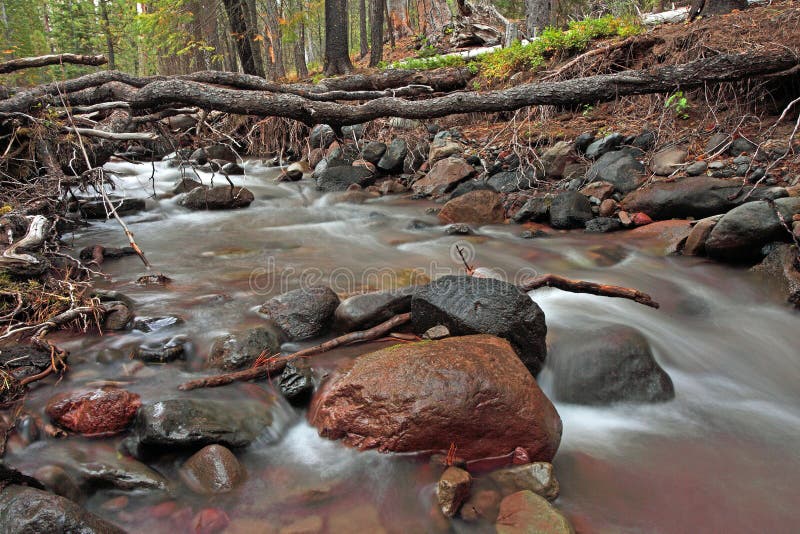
left=0, top=54, right=107, bottom=74
left=62, top=127, right=159, bottom=141
left=178, top=312, right=413, bottom=391
left=520, top=274, right=660, bottom=308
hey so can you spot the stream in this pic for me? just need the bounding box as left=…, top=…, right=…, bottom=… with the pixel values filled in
left=8, top=159, right=800, bottom=533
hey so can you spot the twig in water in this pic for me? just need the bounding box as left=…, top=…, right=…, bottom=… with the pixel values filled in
left=519, top=274, right=660, bottom=308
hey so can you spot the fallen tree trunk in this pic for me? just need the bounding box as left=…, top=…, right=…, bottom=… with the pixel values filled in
left=121, top=50, right=798, bottom=126
left=0, top=54, right=107, bottom=74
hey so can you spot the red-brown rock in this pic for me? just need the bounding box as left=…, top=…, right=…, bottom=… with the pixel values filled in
left=309, top=335, right=562, bottom=462
left=413, top=157, right=475, bottom=196
left=45, top=387, right=141, bottom=437
left=632, top=212, right=653, bottom=226
left=438, top=190, right=505, bottom=225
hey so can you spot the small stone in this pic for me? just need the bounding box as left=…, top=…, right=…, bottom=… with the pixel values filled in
left=192, top=508, right=230, bottom=534
left=729, top=137, right=757, bottom=156
left=708, top=161, right=726, bottom=169
left=650, top=147, right=687, bottom=176
left=45, top=388, right=141, bottom=437
left=488, top=462, right=560, bottom=501
left=437, top=466, right=472, bottom=518
left=103, top=302, right=133, bottom=331
left=632, top=212, right=653, bottom=226
left=585, top=133, right=623, bottom=159
left=618, top=211, right=633, bottom=226
left=705, top=132, right=728, bottom=155
left=584, top=217, right=622, bottom=233
left=495, top=490, right=573, bottom=534
left=445, top=223, right=472, bottom=235
left=574, top=133, right=595, bottom=153
left=683, top=216, right=721, bottom=256
left=278, top=360, right=314, bottom=405
left=685, top=161, right=708, bottom=176
left=180, top=444, right=243, bottom=494
left=461, top=489, right=502, bottom=522
left=599, top=198, right=618, bottom=217
left=422, top=325, right=450, bottom=340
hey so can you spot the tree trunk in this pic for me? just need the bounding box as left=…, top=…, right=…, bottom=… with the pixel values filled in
left=369, top=0, right=384, bottom=67
left=387, top=0, right=412, bottom=38
left=294, top=20, right=309, bottom=78
left=385, top=0, right=395, bottom=48
left=418, top=0, right=451, bottom=39
left=525, top=0, right=551, bottom=37
left=359, top=0, right=369, bottom=58
left=324, top=0, right=354, bottom=75
left=222, top=0, right=265, bottom=77
left=98, top=0, right=115, bottom=70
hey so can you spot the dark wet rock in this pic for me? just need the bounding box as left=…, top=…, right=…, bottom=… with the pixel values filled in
left=512, top=197, right=550, bottom=223
left=133, top=335, right=189, bottom=363
left=334, top=287, right=415, bottom=331
left=377, top=139, right=408, bottom=173
left=449, top=178, right=496, bottom=199
left=75, top=197, right=145, bottom=219
left=32, top=465, right=81, bottom=501
left=309, top=334, right=562, bottom=461
left=685, top=161, right=708, bottom=176
left=705, top=197, right=800, bottom=261
left=16, top=415, right=39, bottom=445
left=495, top=490, right=573, bottom=534
left=411, top=275, right=548, bottom=375
left=131, top=315, right=184, bottom=333
left=316, top=166, right=375, bottom=192
left=752, top=243, right=800, bottom=308
left=412, top=157, right=475, bottom=196
left=102, top=302, right=133, bottom=331
left=487, top=171, right=534, bottom=193
left=549, top=325, right=674, bottom=405
left=488, top=462, right=559, bottom=501
left=180, top=186, right=254, bottom=210
left=133, top=398, right=274, bottom=452
left=438, top=190, right=504, bottom=225
left=221, top=162, right=244, bottom=175
left=278, top=359, right=314, bottom=406
left=549, top=191, right=593, bottom=229
left=584, top=133, right=623, bottom=159
left=574, top=133, right=595, bottom=154
left=79, top=245, right=136, bottom=262
left=650, top=147, right=687, bottom=176
left=0, top=485, right=125, bottom=534
left=309, top=125, right=335, bottom=149
left=180, top=444, right=242, bottom=495
left=172, top=177, right=204, bottom=194
left=445, top=223, right=472, bottom=235
left=621, top=176, right=788, bottom=219
left=584, top=217, right=622, bottom=233
left=208, top=326, right=283, bottom=371
left=729, top=137, right=758, bottom=156
left=46, top=388, right=141, bottom=437
left=281, top=162, right=306, bottom=181
left=586, top=151, right=645, bottom=194
left=437, top=467, right=472, bottom=518
left=259, top=286, right=340, bottom=341
left=361, top=142, right=387, bottom=165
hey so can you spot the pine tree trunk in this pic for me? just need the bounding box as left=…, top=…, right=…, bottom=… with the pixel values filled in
left=324, top=0, right=354, bottom=75
left=418, top=0, right=451, bottom=38
left=98, top=0, right=115, bottom=70
left=359, top=0, right=369, bottom=58
left=369, top=0, right=384, bottom=67
left=387, top=0, right=412, bottom=38
left=525, top=0, right=551, bottom=37
left=222, top=0, right=265, bottom=77
left=294, top=20, right=309, bottom=78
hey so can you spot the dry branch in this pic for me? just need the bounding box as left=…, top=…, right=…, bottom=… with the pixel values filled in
left=520, top=274, right=660, bottom=308
left=63, top=127, right=158, bottom=141
left=0, top=54, right=107, bottom=74
left=178, top=312, right=413, bottom=391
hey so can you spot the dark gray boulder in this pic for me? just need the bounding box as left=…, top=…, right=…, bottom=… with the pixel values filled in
left=259, top=286, right=340, bottom=341
left=361, top=141, right=387, bottom=165
left=377, top=139, right=408, bottom=173
left=449, top=179, right=496, bottom=199
left=208, top=325, right=284, bottom=370
left=315, top=166, right=375, bottom=192
left=512, top=197, right=550, bottom=223
left=549, top=191, right=593, bottom=229
left=584, top=133, right=623, bottom=159
left=179, top=186, right=254, bottom=210
left=278, top=359, right=314, bottom=406
left=334, top=286, right=416, bottom=331
left=309, top=124, right=335, bottom=149
left=549, top=325, right=674, bottom=405
left=487, top=171, right=534, bottom=193
left=586, top=151, right=644, bottom=194
left=585, top=217, right=622, bottom=233
left=411, top=275, right=548, bottom=375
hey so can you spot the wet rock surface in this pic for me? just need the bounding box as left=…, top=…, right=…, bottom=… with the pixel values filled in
left=587, top=151, right=645, bottom=193
left=45, top=387, right=141, bottom=437
left=132, top=398, right=274, bottom=453
left=550, top=191, right=593, bottom=229
left=333, top=287, right=415, bottom=331
left=437, top=190, right=504, bottom=225
left=437, top=466, right=472, bottom=517
left=488, top=462, right=560, bottom=501
left=315, top=166, right=375, bottom=192
left=179, top=186, right=254, bottom=210
left=208, top=325, right=283, bottom=370
left=278, top=359, right=314, bottom=405
left=549, top=325, right=675, bottom=405
left=179, top=444, right=243, bottom=494
left=411, top=275, right=548, bottom=375
left=495, top=490, right=574, bottom=534
left=309, top=334, right=562, bottom=461
left=259, top=286, right=340, bottom=341
left=412, top=157, right=475, bottom=196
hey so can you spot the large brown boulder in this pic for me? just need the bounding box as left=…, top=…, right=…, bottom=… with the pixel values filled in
left=438, top=190, right=504, bottom=225
left=413, top=157, right=475, bottom=196
left=45, top=388, right=141, bottom=437
left=309, top=335, right=562, bottom=462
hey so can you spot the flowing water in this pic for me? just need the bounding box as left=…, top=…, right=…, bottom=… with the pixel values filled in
left=7, top=160, right=800, bottom=533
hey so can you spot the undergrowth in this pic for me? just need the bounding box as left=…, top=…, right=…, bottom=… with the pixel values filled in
left=383, top=15, right=643, bottom=79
